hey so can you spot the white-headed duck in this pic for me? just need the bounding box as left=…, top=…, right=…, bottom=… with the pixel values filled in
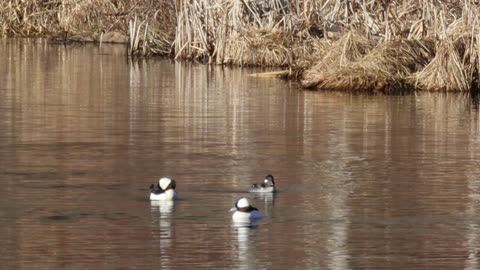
left=232, top=197, right=262, bottom=222
left=149, top=177, right=178, bottom=201
left=249, top=174, right=275, bottom=193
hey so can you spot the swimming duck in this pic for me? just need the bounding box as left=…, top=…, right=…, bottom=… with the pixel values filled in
left=249, top=174, right=275, bottom=193
left=149, top=177, right=178, bottom=201
left=232, top=198, right=263, bottom=222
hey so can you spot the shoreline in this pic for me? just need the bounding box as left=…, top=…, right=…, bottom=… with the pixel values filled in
left=3, top=0, right=480, bottom=93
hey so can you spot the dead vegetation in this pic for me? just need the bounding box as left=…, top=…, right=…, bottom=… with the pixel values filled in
left=0, top=0, right=176, bottom=55
left=310, top=38, right=436, bottom=93
left=162, top=0, right=480, bottom=93
left=3, top=0, right=480, bottom=92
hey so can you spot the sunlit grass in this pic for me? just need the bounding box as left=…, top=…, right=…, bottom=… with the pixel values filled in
left=4, top=0, right=480, bottom=91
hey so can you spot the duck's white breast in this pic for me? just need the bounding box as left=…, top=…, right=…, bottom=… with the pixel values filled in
left=150, top=190, right=178, bottom=201
left=249, top=186, right=275, bottom=193
left=232, top=210, right=263, bottom=222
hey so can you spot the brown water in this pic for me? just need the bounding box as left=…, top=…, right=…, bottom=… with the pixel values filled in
left=1, top=39, right=480, bottom=270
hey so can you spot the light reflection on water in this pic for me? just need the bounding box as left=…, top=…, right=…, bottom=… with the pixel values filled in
left=150, top=200, right=175, bottom=269
left=1, top=39, right=480, bottom=269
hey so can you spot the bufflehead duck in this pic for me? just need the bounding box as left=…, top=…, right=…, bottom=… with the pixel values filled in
left=149, top=177, right=178, bottom=201
left=249, top=174, right=275, bottom=193
left=232, top=198, right=263, bottom=222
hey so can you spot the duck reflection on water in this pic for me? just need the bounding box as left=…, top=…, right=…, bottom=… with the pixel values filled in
left=231, top=215, right=261, bottom=270
left=150, top=200, right=175, bottom=216
left=150, top=199, right=176, bottom=268
left=251, top=189, right=276, bottom=218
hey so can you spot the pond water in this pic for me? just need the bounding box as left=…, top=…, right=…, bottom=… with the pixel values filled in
left=1, top=39, right=480, bottom=270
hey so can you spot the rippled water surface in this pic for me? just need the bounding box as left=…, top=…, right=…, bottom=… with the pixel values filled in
left=2, top=39, right=480, bottom=270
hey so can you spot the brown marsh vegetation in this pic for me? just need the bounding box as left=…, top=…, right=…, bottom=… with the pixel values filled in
left=0, top=0, right=176, bottom=54
left=3, top=0, right=480, bottom=93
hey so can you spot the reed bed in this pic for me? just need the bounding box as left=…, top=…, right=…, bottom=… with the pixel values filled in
left=299, top=0, right=480, bottom=92
left=324, top=39, right=435, bottom=93
left=301, top=31, right=375, bottom=88
left=1, top=0, right=176, bottom=55
left=415, top=41, right=469, bottom=92
left=413, top=2, right=480, bottom=92
left=5, top=0, right=480, bottom=92
left=174, top=0, right=326, bottom=69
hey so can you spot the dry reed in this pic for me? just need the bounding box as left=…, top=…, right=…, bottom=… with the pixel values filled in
left=1, top=0, right=176, bottom=55
left=174, top=0, right=331, bottom=74
left=5, top=0, right=480, bottom=92
left=413, top=1, right=480, bottom=92
left=301, top=31, right=375, bottom=88
left=322, top=39, right=435, bottom=92
left=415, top=41, right=469, bottom=92
left=300, top=0, right=480, bottom=92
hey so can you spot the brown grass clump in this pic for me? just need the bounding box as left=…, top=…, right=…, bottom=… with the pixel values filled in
left=174, top=0, right=327, bottom=74
left=300, top=1, right=480, bottom=93
left=413, top=2, right=480, bottom=92
left=316, top=39, right=435, bottom=93
left=301, top=31, right=375, bottom=88
left=222, top=27, right=327, bottom=70
left=415, top=41, right=469, bottom=92
left=1, top=0, right=177, bottom=55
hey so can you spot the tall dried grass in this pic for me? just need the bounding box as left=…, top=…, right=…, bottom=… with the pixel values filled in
left=413, top=1, right=480, bottom=92
left=5, top=0, right=480, bottom=92
left=301, top=31, right=375, bottom=88
left=174, top=0, right=325, bottom=69
left=415, top=41, right=469, bottom=92
left=317, top=39, right=435, bottom=93
left=173, top=0, right=468, bottom=86
left=300, top=0, right=480, bottom=92
left=1, top=0, right=176, bottom=55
